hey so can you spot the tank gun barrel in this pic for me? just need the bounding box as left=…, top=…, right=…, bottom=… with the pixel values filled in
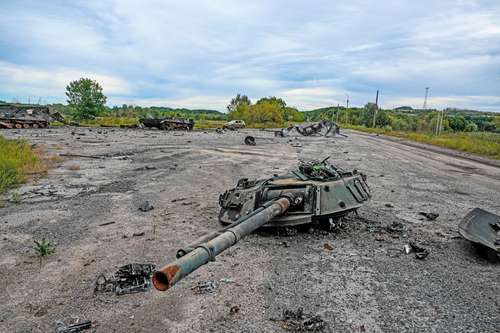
left=152, top=194, right=301, bottom=292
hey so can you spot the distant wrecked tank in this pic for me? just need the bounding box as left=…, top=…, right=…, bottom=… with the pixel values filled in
left=152, top=158, right=370, bottom=292
left=0, top=104, right=64, bottom=129
left=139, top=117, right=194, bottom=131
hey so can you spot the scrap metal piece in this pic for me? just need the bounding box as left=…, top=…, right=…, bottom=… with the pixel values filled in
left=95, top=263, right=156, bottom=295
left=191, top=281, right=217, bottom=294
left=419, top=212, right=439, bottom=221
left=409, top=242, right=429, bottom=259
left=459, top=207, right=500, bottom=254
left=55, top=319, right=91, bottom=333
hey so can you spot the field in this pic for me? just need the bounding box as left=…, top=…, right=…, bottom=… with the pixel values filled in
left=0, top=127, right=499, bottom=332
left=344, top=125, right=500, bottom=159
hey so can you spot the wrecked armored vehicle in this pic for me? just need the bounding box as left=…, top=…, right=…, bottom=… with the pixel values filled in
left=152, top=158, right=370, bottom=292
left=219, top=157, right=370, bottom=227
left=0, top=104, right=64, bottom=129
left=139, top=117, right=194, bottom=131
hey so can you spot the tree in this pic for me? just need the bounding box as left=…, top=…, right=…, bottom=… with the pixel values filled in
left=66, top=78, right=107, bottom=119
left=448, top=115, right=467, bottom=132
left=227, top=94, right=251, bottom=113
left=256, top=96, right=286, bottom=109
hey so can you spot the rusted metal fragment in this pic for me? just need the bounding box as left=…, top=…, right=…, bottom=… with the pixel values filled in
left=459, top=207, right=500, bottom=254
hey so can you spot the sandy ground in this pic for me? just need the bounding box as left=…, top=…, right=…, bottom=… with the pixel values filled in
left=0, top=127, right=499, bottom=333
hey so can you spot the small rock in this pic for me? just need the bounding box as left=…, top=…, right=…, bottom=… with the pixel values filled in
left=323, top=243, right=333, bottom=251
left=138, top=201, right=154, bottom=212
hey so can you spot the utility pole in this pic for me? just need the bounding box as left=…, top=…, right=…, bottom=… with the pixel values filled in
left=372, top=90, right=379, bottom=128
left=438, top=109, right=445, bottom=135
left=423, top=87, right=429, bottom=110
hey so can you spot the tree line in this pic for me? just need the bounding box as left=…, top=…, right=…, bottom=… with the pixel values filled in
left=37, top=77, right=500, bottom=134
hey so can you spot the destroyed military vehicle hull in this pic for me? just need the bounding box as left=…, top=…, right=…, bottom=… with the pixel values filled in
left=218, top=157, right=370, bottom=227
left=0, top=104, right=63, bottom=129
left=140, top=117, right=194, bottom=131
left=276, top=120, right=341, bottom=137
left=152, top=158, right=370, bottom=292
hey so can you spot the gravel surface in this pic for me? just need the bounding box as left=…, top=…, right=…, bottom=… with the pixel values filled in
left=0, top=127, right=499, bottom=333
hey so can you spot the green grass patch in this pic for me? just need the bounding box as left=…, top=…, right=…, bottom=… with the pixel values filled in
left=344, top=125, right=500, bottom=160
left=0, top=135, right=47, bottom=193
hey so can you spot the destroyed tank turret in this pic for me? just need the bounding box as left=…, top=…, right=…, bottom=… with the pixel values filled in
left=152, top=158, right=370, bottom=292
left=139, top=116, right=194, bottom=131
left=0, top=104, right=62, bottom=129
left=218, top=157, right=370, bottom=228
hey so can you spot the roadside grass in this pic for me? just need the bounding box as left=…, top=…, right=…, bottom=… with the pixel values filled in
left=77, top=116, right=139, bottom=127
left=344, top=125, right=500, bottom=160
left=0, top=135, right=51, bottom=193
left=194, top=120, right=226, bottom=129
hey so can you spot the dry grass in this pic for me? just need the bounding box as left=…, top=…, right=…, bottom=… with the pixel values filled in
left=78, top=117, right=139, bottom=127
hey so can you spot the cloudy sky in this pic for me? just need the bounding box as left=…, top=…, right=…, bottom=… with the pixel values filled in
left=1, top=0, right=499, bottom=111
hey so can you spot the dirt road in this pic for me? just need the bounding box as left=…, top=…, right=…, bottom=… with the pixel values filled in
left=1, top=127, right=498, bottom=332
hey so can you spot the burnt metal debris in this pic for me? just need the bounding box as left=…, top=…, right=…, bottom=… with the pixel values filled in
left=139, top=116, right=194, bottom=131
left=276, top=120, right=342, bottom=137
left=95, top=263, right=156, bottom=295
left=244, top=135, right=256, bottom=145
left=152, top=158, right=370, bottom=292
left=191, top=280, right=217, bottom=294
left=419, top=212, right=439, bottom=221
left=406, top=241, right=430, bottom=259
left=275, top=308, right=326, bottom=332
left=55, top=319, right=92, bottom=333
left=459, top=207, right=500, bottom=257
left=0, top=103, right=64, bottom=129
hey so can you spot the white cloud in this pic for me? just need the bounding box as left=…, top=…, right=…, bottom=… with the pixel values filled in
left=0, top=0, right=499, bottom=111
left=0, top=61, right=131, bottom=98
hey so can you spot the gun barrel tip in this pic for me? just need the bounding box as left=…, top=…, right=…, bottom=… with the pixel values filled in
left=152, top=271, right=170, bottom=291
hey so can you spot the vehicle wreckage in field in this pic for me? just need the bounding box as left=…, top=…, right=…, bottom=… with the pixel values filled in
left=139, top=116, right=194, bottom=131
left=152, top=158, right=370, bottom=292
left=0, top=103, right=64, bottom=129
left=276, top=120, right=342, bottom=137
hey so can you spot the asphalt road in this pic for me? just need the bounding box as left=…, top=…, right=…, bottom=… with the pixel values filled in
left=0, top=127, right=498, bottom=332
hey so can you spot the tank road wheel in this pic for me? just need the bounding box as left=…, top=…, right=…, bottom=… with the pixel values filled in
left=23, top=124, right=30, bottom=128
left=32, top=123, right=39, bottom=128
left=15, top=124, right=22, bottom=129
